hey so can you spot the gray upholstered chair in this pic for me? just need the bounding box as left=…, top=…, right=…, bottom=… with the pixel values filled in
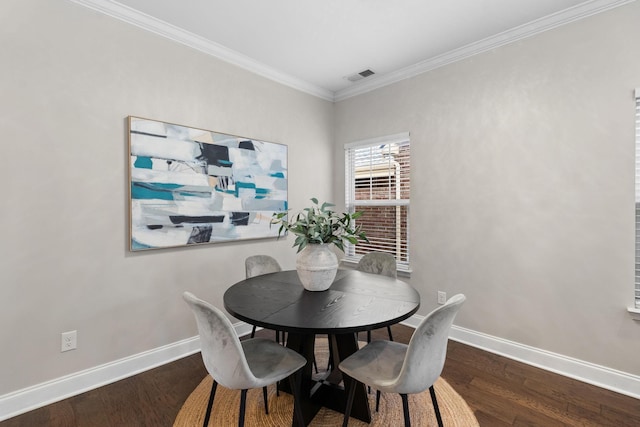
left=356, top=252, right=398, bottom=341
left=245, top=255, right=320, bottom=374
left=245, top=254, right=282, bottom=279
left=183, top=292, right=306, bottom=427
left=245, top=255, right=283, bottom=342
left=356, top=252, right=397, bottom=279
left=339, top=294, right=466, bottom=427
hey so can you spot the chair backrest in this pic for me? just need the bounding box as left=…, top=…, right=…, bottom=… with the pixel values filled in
left=395, top=294, right=466, bottom=394
left=245, top=255, right=282, bottom=278
left=183, top=292, right=257, bottom=390
left=356, top=252, right=397, bottom=278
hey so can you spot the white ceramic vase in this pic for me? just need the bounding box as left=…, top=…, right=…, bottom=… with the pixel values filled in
left=296, top=243, right=338, bottom=291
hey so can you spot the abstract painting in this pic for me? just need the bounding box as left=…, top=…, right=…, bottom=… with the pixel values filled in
left=128, top=116, right=288, bottom=251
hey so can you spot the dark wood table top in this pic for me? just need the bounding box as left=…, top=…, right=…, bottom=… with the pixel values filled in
left=223, top=269, right=420, bottom=335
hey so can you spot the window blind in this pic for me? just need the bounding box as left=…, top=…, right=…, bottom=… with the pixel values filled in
left=345, top=133, right=410, bottom=271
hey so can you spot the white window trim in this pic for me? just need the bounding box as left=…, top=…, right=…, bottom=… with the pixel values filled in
left=344, top=132, right=411, bottom=149
left=344, top=132, right=411, bottom=274
left=633, top=88, right=640, bottom=315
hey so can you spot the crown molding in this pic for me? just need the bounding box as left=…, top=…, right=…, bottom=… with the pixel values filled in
left=70, top=0, right=633, bottom=103
left=68, top=0, right=335, bottom=101
left=334, top=0, right=635, bottom=101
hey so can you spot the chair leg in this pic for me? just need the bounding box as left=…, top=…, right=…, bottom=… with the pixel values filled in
left=326, top=336, right=334, bottom=371
left=313, top=335, right=321, bottom=373
left=376, top=390, right=381, bottom=412
left=429, top=385, right=444, bottom=427
left=362, top=333, right=372, bottom=394
left=203, top=380, right=217, bottom=427
left=342, top=375, right=357, bottom=427
left=387, top=325, right=393, bottom=341
left=276, top=329, right=287, bottom=345
left=262, top=386, right=269, bottom=414
left=288, top=370, right=305, bottom=427
left=238, top=389, right=248, bottom=427
left=270, top=330, right=282, bottom=397
left=250, top=325, right=256, bottom=338
left=400, top=393, right=411, bottom=427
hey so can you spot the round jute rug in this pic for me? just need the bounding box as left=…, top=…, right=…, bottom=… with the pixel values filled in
left=174, top=339, right=479, bottom=426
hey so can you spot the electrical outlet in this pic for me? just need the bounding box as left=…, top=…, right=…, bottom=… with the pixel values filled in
left=437, top=291, right=447, bottom=305
left=61, top=330, right=77, bottom=352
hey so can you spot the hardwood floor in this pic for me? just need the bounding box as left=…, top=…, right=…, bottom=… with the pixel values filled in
left=441, top=340, right=640, bottom=426
left=2, top=325, right=638, bottom=426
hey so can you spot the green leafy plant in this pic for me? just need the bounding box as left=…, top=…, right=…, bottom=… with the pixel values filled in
left=271, top=198, right=369, bottom=253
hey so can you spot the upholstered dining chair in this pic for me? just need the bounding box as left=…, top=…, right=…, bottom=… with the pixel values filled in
left=245, top=255, right=318, bottom=375
left=356, top=251, right=397, bottom=279
left=183, top=292, right=306, bottom=427
left=245, top=255, right=282, bottom=341
left=339, top=294, right=466, bottom=427
left=356, top=252, right=397, bottom=341
left=245, top=254, right=282, bottom=280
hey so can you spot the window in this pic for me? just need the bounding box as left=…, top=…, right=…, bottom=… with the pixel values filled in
left=635, top=89, right=640, bottom=308
left=344, top=132, right=410, bottom=272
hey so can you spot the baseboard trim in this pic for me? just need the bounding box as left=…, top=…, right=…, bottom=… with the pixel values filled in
left=0, top=319, right=260, bottom=422
left=3, top=317, right=638, bottom=421
left=449, top=325, right=640, bottom=400
left=0, top=336, right=201, bottom=422
left=269, top=317, right=640, bottom=399
left=402, top=314, right=640, bottom=400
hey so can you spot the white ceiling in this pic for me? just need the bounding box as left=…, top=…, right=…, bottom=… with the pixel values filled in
left=74, top=0, right=631, bottom=100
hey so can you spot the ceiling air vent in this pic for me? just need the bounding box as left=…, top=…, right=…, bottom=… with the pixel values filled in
left=346, top=69, right=375, bottom=82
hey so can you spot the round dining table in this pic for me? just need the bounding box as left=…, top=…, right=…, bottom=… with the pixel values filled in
left=223, top=268, right=420, bottom=425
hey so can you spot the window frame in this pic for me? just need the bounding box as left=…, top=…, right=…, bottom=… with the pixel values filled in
left=634, top=89, right=640, bottom=310
left=344, top=132, right=411, bottom=273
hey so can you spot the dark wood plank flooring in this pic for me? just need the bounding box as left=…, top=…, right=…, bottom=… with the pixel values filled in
left=2, top=325, right=638, bottom=426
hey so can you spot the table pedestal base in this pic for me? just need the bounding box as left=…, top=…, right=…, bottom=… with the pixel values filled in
left=282, top=332, right=372, bottom=426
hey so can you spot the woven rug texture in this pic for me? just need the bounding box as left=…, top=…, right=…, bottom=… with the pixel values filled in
left=174, top=339, right=479, bottom=426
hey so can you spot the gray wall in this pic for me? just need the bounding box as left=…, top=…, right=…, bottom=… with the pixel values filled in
left=335, top=2, right=640, bottom=375
left=0, top=0, right=334, bottom=395
left=2, top=0, right=639, bottom=405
